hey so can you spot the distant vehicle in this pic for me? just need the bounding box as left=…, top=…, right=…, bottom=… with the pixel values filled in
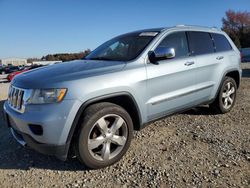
left=240, top=48, right=250, bottom=62
left=1, top=65, right=19, bottom=74
left=17, top=65, right=26, bottom=71
left=0, top=65, right=6, bottom=74
left=7, top=65, right=43, bottom=82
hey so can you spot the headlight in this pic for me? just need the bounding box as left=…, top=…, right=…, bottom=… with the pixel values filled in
left=28, top=88, right=67, bottom=104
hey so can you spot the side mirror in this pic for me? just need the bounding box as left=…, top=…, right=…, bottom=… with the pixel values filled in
left=148, top=47, right=175, bottom=64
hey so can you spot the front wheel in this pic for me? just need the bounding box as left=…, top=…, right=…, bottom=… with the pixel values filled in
left=75, top=102, right=133, bottom=169
left=210, top=76, right=237, bottom=114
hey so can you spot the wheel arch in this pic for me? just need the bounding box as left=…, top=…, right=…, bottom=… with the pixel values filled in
left=224, top=70, right=240, bottom=88
left=211, top=69, right=240, bottom=104
left=66, top=92, right=142, bottom=147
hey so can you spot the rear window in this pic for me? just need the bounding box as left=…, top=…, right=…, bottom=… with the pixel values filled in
left=211, top=33, right=232, bottom=52
left=188, top=31, right=214, bottom=55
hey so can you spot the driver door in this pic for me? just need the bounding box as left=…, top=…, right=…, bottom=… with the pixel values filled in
left=146, top=31, right=197, bottom=121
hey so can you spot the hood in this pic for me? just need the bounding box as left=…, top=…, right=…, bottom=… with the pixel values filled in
left=13, top=60, right=126, bottom=88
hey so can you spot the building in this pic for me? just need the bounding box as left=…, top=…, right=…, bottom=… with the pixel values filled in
left=1, top=58, right=27, bottom=66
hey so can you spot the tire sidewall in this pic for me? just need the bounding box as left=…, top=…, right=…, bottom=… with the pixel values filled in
left=77, top=104, right=133, bottom=169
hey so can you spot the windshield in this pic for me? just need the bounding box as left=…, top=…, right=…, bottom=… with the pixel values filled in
left=86, top=32, right=158, bottom=61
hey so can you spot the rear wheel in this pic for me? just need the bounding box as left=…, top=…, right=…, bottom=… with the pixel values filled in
left=75, top=102, right=133, bottom=169
left=210, top=76, right=237, bottom=114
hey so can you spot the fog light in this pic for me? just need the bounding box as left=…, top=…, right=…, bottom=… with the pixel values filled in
left=28, top=124, right=43, bottom=135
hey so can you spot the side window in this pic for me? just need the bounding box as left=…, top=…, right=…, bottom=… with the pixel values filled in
left=188, top=31, right=214, bottom=55
left=156, top=32, right=189, bottom=58
left=211, top=33, right=232, bottom=52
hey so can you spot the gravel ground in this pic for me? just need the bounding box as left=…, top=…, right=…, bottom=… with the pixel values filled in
left=0, top=64, right=249, bottom=188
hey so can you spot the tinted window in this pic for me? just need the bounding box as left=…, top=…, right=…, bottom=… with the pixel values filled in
left=211, top=33, right=232, bottom=52
left=156, top=32, right=189, bottom=58
left=188, top=31, right=214, bottom=55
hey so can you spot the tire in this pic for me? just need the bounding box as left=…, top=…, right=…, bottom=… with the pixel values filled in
left=210, top=76, right=237, bottom=114
left=74, top=102, right=133, bottom=169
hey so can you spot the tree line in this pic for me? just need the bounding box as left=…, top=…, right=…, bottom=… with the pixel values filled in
left=222, top=9, right=250, bottom=48
left=27, top=49, right=91, bottom=64
left=42, top=49, right=91, bottom=62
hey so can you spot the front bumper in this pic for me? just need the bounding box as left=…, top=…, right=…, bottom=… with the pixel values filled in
left=3, top=99, right=82, bottom=160
left=9, top=127, right=68, bottom=160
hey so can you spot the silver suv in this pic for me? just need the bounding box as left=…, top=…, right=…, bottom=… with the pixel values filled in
left=4, top=25, right=241, bottom=169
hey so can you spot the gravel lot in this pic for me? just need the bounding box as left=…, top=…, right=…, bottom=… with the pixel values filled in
left=0, top=64, right=250, bottom=187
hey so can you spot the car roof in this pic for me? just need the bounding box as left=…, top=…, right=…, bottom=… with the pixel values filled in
left=166, top=25, right=221, bottom=33
left=127, top=25, right=222, bottom=36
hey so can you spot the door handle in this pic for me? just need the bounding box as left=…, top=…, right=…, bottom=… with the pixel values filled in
left=216, top=56, right=224, bottom=60
left=184, top=61, right=195, bottom=66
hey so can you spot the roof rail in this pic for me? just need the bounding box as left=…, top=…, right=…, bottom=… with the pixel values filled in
left=175, top=24, right=220, bottom=30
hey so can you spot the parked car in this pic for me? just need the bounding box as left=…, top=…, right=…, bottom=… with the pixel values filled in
left=0, top=65, right=6, bottom=74
left=4, top=25, right=241, bottom=169
left=7, top=65, right=43, bottom=82
left=240, top=48, right=250, bottom=62
left=1, top=65, right=20, bottom=74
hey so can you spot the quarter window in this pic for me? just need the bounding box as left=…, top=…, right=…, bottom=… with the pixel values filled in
left=211, top=33, right=232, bottom=52
left=156, top=32, right=189, bottom=58
left=188, top=31, right=214, bottom=55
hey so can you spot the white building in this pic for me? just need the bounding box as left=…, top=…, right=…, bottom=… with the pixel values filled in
left=1, top=58, right=27, bottom=66
left=32, top=60, right=62, bottom=66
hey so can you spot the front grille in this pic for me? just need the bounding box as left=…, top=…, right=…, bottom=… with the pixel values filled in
left=8, top=86, right=25, bottom=113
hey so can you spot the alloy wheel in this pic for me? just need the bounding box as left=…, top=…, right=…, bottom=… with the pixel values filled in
left=222, top=82, right=236, bottom=109
left=87, top=114, right=128, bottom=162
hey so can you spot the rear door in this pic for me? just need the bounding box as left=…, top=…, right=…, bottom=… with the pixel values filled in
left=146, top=31, right=197, bottom=120
left=187, top=31, right=222, bottom=102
